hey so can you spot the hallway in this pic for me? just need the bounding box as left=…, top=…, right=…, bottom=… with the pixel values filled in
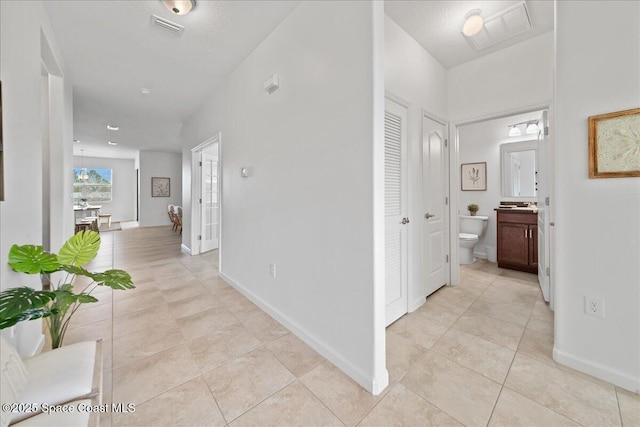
left=65, top=228, right=637, bottom=426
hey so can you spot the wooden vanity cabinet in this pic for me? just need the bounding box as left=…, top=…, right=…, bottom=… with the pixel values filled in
left=496, top=210, right=538, bottom=274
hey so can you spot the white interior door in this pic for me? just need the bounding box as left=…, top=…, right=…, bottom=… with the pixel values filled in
left=537, top=110, right=550, bottom=302
left=200, top=149, right=219, bottom=253
left=385, top=98, right=409, bottom=326
left=422, top=115, right=448, bottom=296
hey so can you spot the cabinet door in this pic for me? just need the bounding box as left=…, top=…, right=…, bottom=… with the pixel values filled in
left=498, top=223, right=529, bottom=266
left=529, top=224, right=538, bottom=268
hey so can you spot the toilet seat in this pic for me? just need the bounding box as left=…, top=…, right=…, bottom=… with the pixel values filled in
left=459, top=233, right=478, bottom=241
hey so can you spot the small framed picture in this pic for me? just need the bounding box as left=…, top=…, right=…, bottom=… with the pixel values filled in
left=151, top=177, right=170, bottom=197
left=461, top=162, right=487, bottom=191
left=588, top=108, right=640, bottom=178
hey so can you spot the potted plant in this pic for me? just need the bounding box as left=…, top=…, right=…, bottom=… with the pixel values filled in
left=468, top=204, right=479, bottom=216
left=0, top=230, right=134, bottom=349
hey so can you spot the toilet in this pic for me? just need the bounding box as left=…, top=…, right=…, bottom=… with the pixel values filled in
left=459, top=215, right=489, bottom=264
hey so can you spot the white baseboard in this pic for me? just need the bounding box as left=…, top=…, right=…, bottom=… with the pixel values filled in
left=553, top=345, right=640, bottom=393
left=219, top=271, right=389, bottom=395
left=408, top=296, right=426, bottom=313
left=180, top=244, right=192, bottom=255
left=474, top=251, right=488, bottom=260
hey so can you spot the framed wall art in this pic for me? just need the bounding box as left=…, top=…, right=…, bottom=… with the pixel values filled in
left=588, top=107, right=640, bottom=178
left=461, top=162, right=487, bottom=191
left=151, top=177, right=170, bottom=197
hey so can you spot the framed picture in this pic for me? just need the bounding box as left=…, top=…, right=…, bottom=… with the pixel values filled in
left=151, top=177, right=170, bottom=197
left=461, top=162, right=487, bottom=191
left=588, top=108, right=640, bottom=178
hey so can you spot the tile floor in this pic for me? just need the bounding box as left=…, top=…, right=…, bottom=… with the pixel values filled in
left=61, top=226, right=638, bottom=426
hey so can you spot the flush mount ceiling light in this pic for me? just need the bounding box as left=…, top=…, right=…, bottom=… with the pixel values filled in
left=108, top=141, right=118, bottom=146
left=140, top=88, right=151, bottom=95
left=462, top=10, right=484, bottom=37
left=106, top=125, right=119, bottom=131
left=162, top=0, right=195, bottom=15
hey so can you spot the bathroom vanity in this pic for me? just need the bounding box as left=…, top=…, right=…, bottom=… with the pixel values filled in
left=495, top=208, right=538, bottom=274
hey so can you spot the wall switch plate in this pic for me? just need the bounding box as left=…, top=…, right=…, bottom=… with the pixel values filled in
left=269, top=263, right=276, bottom=278
left=584, top=295, right=605, bottom=318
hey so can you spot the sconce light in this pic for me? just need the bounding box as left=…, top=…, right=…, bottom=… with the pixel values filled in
left=462, top=10, right=484, bottom=37
left=508, top=125, right=521, bottom=137
left=526, top=121, right=538, bottom=134
left=162, top=0, right=195, bottom=15
left=507, top=120, right=539, bottom=137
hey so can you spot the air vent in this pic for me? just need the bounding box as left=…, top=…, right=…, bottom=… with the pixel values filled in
left=151, top=14, right=185, bottom=35
left=464, top=2, right=532, bottom=51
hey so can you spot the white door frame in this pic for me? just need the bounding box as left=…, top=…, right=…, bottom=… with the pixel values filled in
left=449, top=103, right=552, bottom=286
left=190, top=133, right=222, bottom=264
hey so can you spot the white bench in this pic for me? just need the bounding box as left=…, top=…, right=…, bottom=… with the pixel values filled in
left=1, top=338, right=102, bottom=427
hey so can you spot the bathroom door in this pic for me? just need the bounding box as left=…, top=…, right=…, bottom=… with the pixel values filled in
left=385, top=98, right=409, bottom=326
left=422, top=115, right=448, bottom=297
left=537, top=110, right=550, bottom=302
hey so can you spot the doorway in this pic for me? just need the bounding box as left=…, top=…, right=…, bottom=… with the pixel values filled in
left=190, top=133, right=221, bottom=257
left=452, top=107, right=552, bottom=305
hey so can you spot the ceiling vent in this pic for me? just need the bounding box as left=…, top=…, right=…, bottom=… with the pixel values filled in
left=464, top=2, right=532, bottom=51
left=151, top=14, right=185, bottom=35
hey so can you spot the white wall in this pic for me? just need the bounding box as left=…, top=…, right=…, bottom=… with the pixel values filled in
left=181, top=1, right=387, bottom=394
left=73, top=155, right=136, bottom=222
left=554, top=0, right=640, bottom=392
left=139, top=150, right=181, bottom=227
left=0, top=0, right=73, bottom=356
left=384, top=16, right=448, bottom=309
left=447, top=31, right=554, bottom=123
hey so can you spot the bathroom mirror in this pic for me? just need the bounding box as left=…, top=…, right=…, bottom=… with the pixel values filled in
left=501, top=140, right=537, bottom=198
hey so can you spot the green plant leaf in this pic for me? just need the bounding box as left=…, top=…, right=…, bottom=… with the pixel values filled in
left=8, top=245, right=59, bottom=274
left=76, top=294, right=98, bottom=303
left=0, top=307, right=59, bottom=330
left=92, top=269, right=135, bottom=290
left=58, top=231, right=101, bottom=267
left=0, top=287, right=56, bottom=325
left=59, top=265, right=93, bottom=277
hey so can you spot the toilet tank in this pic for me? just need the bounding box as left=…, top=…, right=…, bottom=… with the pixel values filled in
left=460, top=215, right=489, bottom=236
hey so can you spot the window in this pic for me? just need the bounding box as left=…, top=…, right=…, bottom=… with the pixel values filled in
left=73, top=167, right=112, bottom=202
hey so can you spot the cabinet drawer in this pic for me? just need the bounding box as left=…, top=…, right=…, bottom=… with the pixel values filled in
left=497, top=211, right=537, bottom=225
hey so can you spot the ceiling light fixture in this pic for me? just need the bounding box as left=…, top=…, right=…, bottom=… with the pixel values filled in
left=140, top=88, right=151, bottom=95
left=106, top=125, right=119, bottom=131
left=462, top=10, right=484, bottom=37
left=162, top=0, right=195, bottom=15
left=108, top=141, right=118, bottom=146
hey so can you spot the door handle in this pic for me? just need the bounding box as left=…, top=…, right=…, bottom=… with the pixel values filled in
left=424, top=213, right=435, bottom=219
left=401, top=218, right=410, bottom=224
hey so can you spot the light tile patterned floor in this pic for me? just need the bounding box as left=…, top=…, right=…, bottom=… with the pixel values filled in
left=62, top=226, right=638, bottom=426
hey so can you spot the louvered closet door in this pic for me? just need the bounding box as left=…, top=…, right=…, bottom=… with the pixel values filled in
left=385, top=98, right=409, bottom=326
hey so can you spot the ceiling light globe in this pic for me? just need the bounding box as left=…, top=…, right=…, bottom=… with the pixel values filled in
left=462, top=14, right=484, bottom=37
left=162, top=0, right=195, bottom=16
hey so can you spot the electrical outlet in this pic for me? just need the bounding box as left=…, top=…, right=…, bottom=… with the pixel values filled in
left=584, top=296, right=605, bottom=318
left=269, top=263, right=276, bottom=278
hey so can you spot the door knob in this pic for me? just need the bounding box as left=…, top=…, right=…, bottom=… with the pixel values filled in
left=424, top=213, right=435, bottom=219
left=401, top=218, right=410, bottom=224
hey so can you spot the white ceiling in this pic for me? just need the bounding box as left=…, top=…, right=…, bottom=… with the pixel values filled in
left=44, top=1, right=553, bottom=160
left=44, top=0, right=300, bottom=158
left=384, top=0, right=554, bottom=69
